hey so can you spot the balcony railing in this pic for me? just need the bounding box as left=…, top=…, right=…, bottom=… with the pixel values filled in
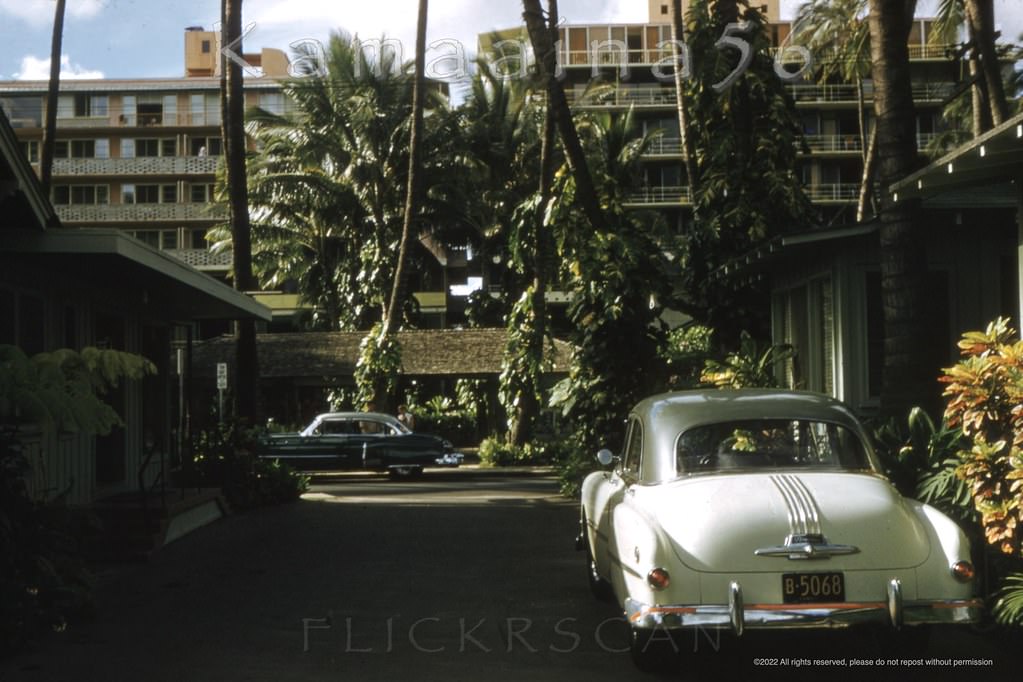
left=52, top=155, right=220, bottom=177
left=54, top=112, right=223, bottom=129
left=624, top=183, right=859, bottom=205
left=625, top=185, right=691, bottom=205
left=787, top=82, right=955, bottom=103
left=166, top=248, right=233, bottom=270
left=643, top=136, right=683, bottom=156
left=803, top=134, right=863, bottom=152
left=804, top=183, right=859, bottom=202
left=566, top=84, right=676, bottom=107
left=56, top=202, right=227, bottom=224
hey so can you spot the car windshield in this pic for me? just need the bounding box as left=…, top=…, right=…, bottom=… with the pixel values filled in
left=674, top=418, right=872, bottom=474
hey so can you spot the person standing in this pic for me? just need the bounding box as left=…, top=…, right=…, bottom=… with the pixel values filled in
left=397, top=404, right=416, bottom=431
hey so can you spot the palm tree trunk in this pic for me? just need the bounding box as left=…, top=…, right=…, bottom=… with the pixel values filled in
left=966, top=0, right=1008, bottom=127
left=856, top=125, right=877, bottom=223
left=384, top=0, right=428, bottom=337
left=966, top=19, right=992, bottom=136
left=522, top=0, right=607, bottom=234
left=221, top=0, right=260, bottom=422
left=39, top=0, right=66, bottom=196
left=670, top=0, right=698, bottom=193
left=868, top=0, right=932, bottom=418
left=509, top=0, right=559, bottom=447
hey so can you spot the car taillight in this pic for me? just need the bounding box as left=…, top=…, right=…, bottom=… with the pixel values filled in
left=647, top=568, right=671, bottom=591
left=951, top=561, right=975, bottom=582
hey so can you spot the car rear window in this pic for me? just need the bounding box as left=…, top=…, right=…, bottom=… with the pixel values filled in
left=674, top=419, right=872, bottom=474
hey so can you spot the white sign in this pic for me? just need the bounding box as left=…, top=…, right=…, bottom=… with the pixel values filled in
left=216, top=362, right=228, bottom=390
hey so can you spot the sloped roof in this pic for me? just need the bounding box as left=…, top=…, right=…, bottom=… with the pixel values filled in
left=0, top=108, right=58, bottom=230
left=190, top=328, right=573, bottom=379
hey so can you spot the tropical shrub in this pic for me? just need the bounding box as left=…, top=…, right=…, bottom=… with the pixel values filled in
left=939, top=318, right=1023, bottom=558
left=0, top=345, right=154, bottom=654
left=191, top=420, right=308, bottom=510
left=939, top=318, right=1023, bottom=626
left=699, top=331, right=795, bottom=389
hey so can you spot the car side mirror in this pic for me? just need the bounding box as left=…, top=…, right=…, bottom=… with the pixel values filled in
left=596, top=448, right=615, bottom=467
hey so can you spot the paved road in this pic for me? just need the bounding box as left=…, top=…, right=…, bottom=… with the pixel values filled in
left=2, top=469, right=1020, bottom=681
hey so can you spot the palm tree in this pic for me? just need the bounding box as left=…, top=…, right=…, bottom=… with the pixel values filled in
left=793, top=0, right=876, bottom=221
left=521, top=0, right=607, bottom=235
left=221, top=0, right=260, bottom=422
left=868, top=0, right=934, bottom=417
left=384, top=0, right=429, bottom=339
left=669, top=0, right=698, bottom=192
left=39, top=0, right=66, bottom=196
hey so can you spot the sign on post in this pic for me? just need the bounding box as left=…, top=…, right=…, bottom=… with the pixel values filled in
left=216, top=362, right=228, bottom=390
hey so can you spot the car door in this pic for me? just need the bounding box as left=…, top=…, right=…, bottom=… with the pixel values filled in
left=593, top=418, right=641, bottom=582
left=609, top=417, right=647, bottom=597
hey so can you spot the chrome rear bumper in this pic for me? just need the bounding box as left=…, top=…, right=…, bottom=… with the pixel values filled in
left=625, top=580, right=982, bottom=635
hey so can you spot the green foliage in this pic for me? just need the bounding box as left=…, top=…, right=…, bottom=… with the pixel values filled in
left=992, top=573, right=1023, bottom=626
left=940, top=318, right=1023, bottom=558
left=477, top=435, right=561, bottom=467
left=0, top=345, right=155, bottom=435
left=354, top=324, right=402, bottom=410
left=499, top=286, right=550, bottom=439
left=0, top=430, right=98, bottom=656
left=407, top=392, right=477, bottom=446
left=191, top=420, right=308, bottom=509
left=0, top=345, right=153, bottom=655
left=678, top=0, right=813, bottom=337
left=871, top=408, right=974, bottom=521
left=699, top=331, right=794, bottom=389
left=222, top=31, right=464, bottom=330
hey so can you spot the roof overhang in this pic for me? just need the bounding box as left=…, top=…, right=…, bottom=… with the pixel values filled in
left=0, top=109, right=58, bottom=230
left=889, top=111, right=1023, bottom=205
left=0, top=228, right=271, bottom=322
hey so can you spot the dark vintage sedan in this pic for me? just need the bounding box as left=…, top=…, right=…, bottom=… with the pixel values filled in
left=256, top=412, right=459, bottom=477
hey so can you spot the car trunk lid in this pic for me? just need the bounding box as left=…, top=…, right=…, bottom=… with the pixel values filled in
left=649, top=472, right=931, bottom=572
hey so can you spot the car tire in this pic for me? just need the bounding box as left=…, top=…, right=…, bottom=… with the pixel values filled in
left=629, top=626, right=678, bottom=672
left=388, top=465, right=424, bottom=480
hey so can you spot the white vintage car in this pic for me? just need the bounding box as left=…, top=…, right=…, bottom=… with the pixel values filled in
left=579, top=389, right=982, bottom=667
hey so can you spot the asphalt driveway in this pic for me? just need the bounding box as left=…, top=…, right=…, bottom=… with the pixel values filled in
left=2, top=469, right=1020, bottom=681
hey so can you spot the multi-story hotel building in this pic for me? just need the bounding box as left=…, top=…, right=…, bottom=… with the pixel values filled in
left=480, top=0, right=961, bottom=228
left=0, top=28, right=289, bottom=280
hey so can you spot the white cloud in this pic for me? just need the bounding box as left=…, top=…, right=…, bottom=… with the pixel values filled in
left=15, top=54, right=104, bottom=80
left=0, top=0, right=105, bottom=27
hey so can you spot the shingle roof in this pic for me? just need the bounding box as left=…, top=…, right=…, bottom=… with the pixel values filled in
left=190, top=328, right=573, bottom=379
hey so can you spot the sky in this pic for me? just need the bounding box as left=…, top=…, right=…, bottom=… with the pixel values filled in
left=0, top=0, right=1021, bottom=82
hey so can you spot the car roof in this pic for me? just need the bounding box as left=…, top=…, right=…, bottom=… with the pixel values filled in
left=634, top=389, right=862, bottom=432
left=632, top=390, right=872, bottom=484
left=313, top=412, right=397, bottom=422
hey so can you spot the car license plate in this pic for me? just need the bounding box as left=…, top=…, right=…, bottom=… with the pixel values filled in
left=782, top=572, right=845, bottom=603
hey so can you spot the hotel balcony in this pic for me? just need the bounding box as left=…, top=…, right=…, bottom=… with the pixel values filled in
left=804, top=183, right=859, bottom=203
left=566, top=84, right=675, bottom=108
left=800, top=132, right=938, bottom=154
left=623, top=182, right=859, bottom=207
left=52, top=155, right=219, bottom=177
left=53, top=112, right=224, bottom=130
left=787, top=82, right=955, bottom=105
left=624, top=185, right=691, bottom=206
left=56, top=201, right=227, bottom=224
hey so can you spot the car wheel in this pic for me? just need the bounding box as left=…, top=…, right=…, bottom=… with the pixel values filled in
left=629, top=626, right=678, bottom=672
left=388, top=465, right=424, bottom=480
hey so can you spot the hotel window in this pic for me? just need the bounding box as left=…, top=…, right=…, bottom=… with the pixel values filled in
left=189, top=93, right=220, bottom=126
left=133, top=138, right=176, bottom=157
left=775, top=276, right=835, bottom=395
left=190, top=228, right=209, bottom=248
left=52, top=184, right=110, bottom=205
left=131, top=230, right=179, bottom=250
left=54, top=139, right=97, bottom=158
left=20, top=140, right=40, bottom=163
left=123, top=184, right=175, bottom=204
left=1, top=96, right=43, bottom=127
left=258, top=92, right=285, bottom=115
left=190, top=136, right=222, bottom=156
left=190, top=183, right=215, bottom=202
left=57, top=94, right=108, bottom=118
